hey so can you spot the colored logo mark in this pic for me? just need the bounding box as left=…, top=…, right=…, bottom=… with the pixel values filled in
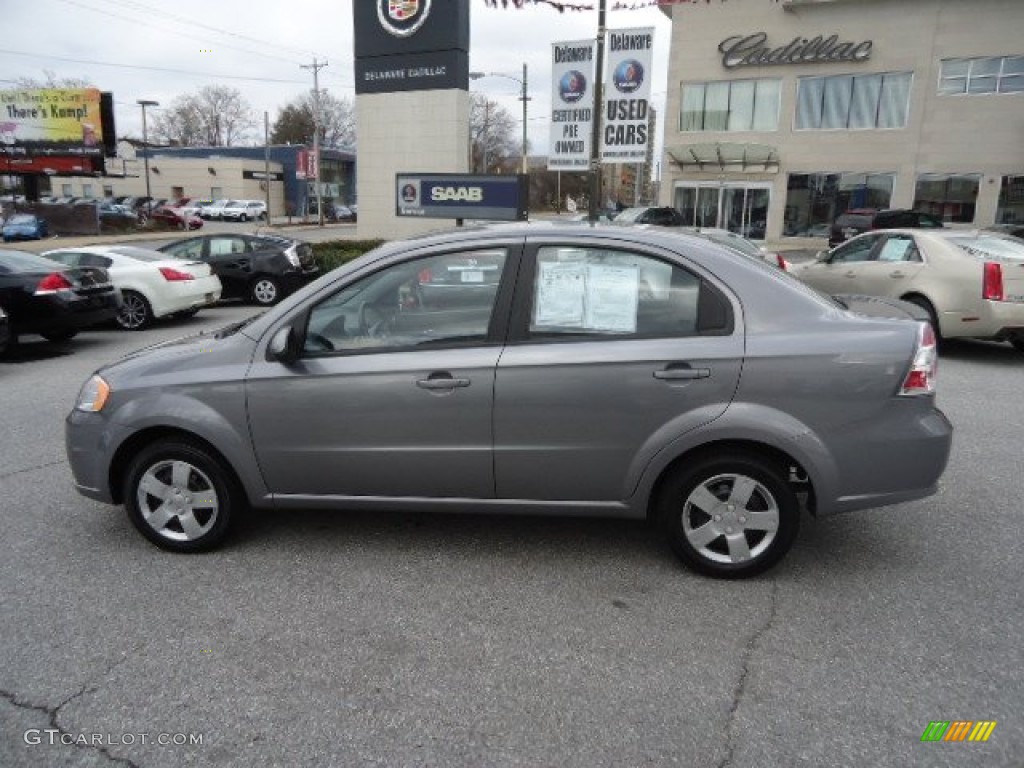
left=920, top=721, right=997, bottom=742
left=559, top=71, right=587, bottom=104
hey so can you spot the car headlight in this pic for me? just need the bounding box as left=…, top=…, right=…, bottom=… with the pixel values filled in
left=75, top=375, right=110, bottom=413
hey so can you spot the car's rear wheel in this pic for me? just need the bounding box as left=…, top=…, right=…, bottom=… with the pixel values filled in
left=904, top=296, right=941, bottom=342
left=123, top=440, right=238, bottom=552
left=240, top=214, right=249, bottom=222
left=656, top=453, right=799, bottom=579
left=1011, top=337, right=1024, bottom=353
left=117, top=290, right=152, bottom=330
left=249, top=276, right=280, bottom=306
left=41, top=329, right=78, bottom=343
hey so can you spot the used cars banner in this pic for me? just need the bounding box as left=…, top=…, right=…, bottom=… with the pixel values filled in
left=548, top=40, right=596, bottom=172
left=600, top=28, right=654, bottom=164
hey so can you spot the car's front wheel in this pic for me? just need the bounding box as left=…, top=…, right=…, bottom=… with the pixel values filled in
left=123, top=439, right=239, bottom=552
left=1011, top=337, right=1024, bottom=354
left=116, top=290, right=152, bottom=330
left=656, top=453, right=799, bottom=578
left=249, top=276, right=280, bottom=306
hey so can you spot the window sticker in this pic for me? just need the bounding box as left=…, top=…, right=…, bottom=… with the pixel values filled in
left=583, top=264, right=639, bottom=333
left=534, top=261, right=586, bottom=327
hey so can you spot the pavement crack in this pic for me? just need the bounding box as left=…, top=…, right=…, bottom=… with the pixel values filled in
left=0, top=653, right=140, bottom=768
left=717, top=578, right=779, bottom=768
left=0, top=459, right=68, bottom=480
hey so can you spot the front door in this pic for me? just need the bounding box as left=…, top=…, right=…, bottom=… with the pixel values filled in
left=675, top=183, right=772, bottom=240
left=245, top=245, right=517, bottom=499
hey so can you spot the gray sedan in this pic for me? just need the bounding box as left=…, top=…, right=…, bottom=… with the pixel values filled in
left=65, top=224, right=952, bottom=578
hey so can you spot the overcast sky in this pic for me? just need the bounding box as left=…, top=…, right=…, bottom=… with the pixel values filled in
left=1, top=0, right=672, bottom=157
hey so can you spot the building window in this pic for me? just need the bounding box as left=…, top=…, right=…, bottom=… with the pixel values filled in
left=783, top=173, right=894, bottom=237
left=61, top=183, right=72, bottom=197
left=939, top=56, right=1024, bottom=95
left=103, top=185, right=113, bottom=198
left=997, top=175, right=1024, bottom=224
left=795, top=72, right=912, bottom=130
left=81, top=184, right=93, bottom=199
left=914, top=174, right=981, bottom=223
left=680, top=78, right=780, bottom=132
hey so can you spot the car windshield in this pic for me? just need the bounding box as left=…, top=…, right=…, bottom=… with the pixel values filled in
left=948, top=234, right=1024, bottom=261
left=109, top=246, right=173, bottom=262
left=7, top=214, right=35, bottom=224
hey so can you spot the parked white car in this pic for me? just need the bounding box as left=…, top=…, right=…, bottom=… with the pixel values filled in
left=42, top=245, right=222, bottom=330
left=201, top=199, right=233, bottom=220
left=794, top=229, right=1024, bottom=351
left=221, top=200, right=267, bottom=222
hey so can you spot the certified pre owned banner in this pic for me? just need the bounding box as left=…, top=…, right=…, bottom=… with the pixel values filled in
left=548, top=40, right=596, bottom=172
left=600, top=28, right=654, bottom=164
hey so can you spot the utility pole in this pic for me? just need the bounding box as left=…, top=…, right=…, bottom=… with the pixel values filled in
left=264, top=111, right=271, bottom=226
left=301, top=57, right=328, bottom=226
left=137, top=99, right=158, bottom=220
left=520, top=62, right=529, bottom=175
left=588, top=0, right=607, bottom=223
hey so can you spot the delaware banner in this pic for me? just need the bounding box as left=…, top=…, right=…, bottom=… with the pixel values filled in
left=0, top=89, right=104, bottom=157
left=600, top=27, right=654, bottom=164
left=548, top=39, right=595, bottom=172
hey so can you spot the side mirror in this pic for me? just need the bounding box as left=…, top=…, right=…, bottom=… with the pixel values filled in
left=267, top=321, right=304, bottom=364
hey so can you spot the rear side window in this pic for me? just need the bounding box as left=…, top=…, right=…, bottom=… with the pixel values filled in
left=528, top=246, right=730, bottom=339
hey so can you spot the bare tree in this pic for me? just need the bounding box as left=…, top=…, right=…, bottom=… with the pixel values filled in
left=14, top=70, right=95, bottom=88
left=469, top=94, right=518, bottom=173
left=151, top=86, right=257, bottom=147
left=271, top=90, right=355, bottom=149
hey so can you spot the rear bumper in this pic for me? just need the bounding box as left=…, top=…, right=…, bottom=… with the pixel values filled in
left=279, top=267, right=321, bottom=294
left=14, top=293, right=121, bottom=335
left=149, top=277, right=223, bottom=318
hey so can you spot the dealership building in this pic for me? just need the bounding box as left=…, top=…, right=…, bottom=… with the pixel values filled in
left=658, top=0, right=1024, bottom=241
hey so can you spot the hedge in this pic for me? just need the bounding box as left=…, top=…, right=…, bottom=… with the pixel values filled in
left=310, top=239, right=386, bottom=273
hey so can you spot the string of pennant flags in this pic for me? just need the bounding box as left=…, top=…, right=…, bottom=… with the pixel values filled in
left=483, top=0, right=777, bottom=12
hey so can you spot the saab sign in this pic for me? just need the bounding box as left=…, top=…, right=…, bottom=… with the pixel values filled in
left=396, top=174, right=527, bottom=221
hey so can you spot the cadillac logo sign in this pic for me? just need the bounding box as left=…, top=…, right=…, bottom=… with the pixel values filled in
left=378, top=0, right=432, bottom=38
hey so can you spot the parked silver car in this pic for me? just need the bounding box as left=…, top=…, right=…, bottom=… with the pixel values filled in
left=66, top=224, right=952, bottom=578
left=795, top=229, right=1024, bottom=351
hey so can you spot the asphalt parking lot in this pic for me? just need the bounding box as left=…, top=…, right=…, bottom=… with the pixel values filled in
left=0, top=305, right=1021, bottom=767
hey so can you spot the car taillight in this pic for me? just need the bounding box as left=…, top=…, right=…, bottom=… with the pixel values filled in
left=773, top=253, right=788, bottom=271
left=34, top=272, right=73, bottom=295
left=899, top=322, right=938, bottom=397
left=419, top=268, right=433, bottom=283
left=982, top=261, right=1004, bottom=301
left=159, top=267, right=195, bottom=281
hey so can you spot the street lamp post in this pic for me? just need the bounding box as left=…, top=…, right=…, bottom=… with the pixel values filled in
left=137, top=99, right=158, bottom=219
left=468, top=65, right=530, bottom=175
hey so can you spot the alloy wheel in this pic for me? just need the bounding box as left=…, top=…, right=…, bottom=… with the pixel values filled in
left=117, top=293, right=149, bottom=329
left=136, top=459, right=220, bottom=543
left=680, top=473, right=780, bottom=565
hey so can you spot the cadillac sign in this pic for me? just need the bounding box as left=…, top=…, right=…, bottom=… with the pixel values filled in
left=719, top=32, right=872, bottom=69
left=378, top=0, right=432, bottom=38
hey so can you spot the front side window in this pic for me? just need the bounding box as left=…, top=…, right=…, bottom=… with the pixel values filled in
left=305, top=248, right=508, bottom=355
left=796, top=72, right=912, bottom=130
left=680, top=78, right=780, bottom=132
left=162, top=239, right=204, bottom=260
left=529, top=246, right=727, bottom=339
left=830, top=236, right=879, bottom=263
left=939, top=56, right=1024, bottom=95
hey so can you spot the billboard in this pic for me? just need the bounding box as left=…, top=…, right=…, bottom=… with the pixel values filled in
left=396, top=174, right=527, bottom=221
left=600, top=28, right=654, bottom=164
left=0, top=88, right=105, bottom=157
left=548, top=40, right=596, bottom=172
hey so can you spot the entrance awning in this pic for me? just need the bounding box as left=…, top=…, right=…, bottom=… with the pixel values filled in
left=667, top=143, right=779, bottom=173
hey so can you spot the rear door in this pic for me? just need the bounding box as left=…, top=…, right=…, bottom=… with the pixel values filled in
left=202, top=236, right=256, bottom=296
left=493, top=238, right=743, bottom=502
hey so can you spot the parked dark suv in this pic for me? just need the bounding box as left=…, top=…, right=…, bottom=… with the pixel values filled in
left=613, top=206, right=685, bottom=226
left=829, top=208, right=944, bottom=247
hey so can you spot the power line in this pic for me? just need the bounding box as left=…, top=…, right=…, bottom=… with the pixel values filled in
left=0, top=48, right=310, bottom=85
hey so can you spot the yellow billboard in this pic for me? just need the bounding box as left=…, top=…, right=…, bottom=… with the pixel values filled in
left=0, top=88, right=104, bottom=157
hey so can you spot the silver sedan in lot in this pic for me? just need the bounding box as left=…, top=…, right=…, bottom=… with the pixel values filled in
left=794, top=229, right=1024, bottom=351
left=65, top=224, right=952, bottom=578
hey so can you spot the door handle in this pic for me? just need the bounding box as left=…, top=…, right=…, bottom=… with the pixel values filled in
left=416, top=373, right=471, bottom=390
left=844, top=271, right=858, bottom=278
left=890, top=271, right=906, bottom=278
left=654, top=365, right=711, bottom=381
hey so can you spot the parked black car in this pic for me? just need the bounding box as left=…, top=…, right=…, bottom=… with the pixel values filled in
left=613, top=206, right=686, bottom=226
left=0, top=305, right=9, bottom=355
left=829, top=208, right=944, bottom=247
left=987, top=223, right=1024, bottom=239
left=157, top=234, right=320, bottom=306
left=0, top=249, right=121, bottom=347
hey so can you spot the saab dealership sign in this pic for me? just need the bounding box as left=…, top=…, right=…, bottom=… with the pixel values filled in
left=354, top=0, right=469, bottom=94
left=396, top=174, right=527, bottom=220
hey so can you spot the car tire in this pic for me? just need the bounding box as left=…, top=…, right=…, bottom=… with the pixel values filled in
left=1011, top=337, right=1024, bottom=354
left=117, top=290, right=152, bottom=330
left=123, top=439, right=239, bottom=552
left=249, top=276, right=280, bottom=306
left=656, top=453, right=799, bottom=579
left=240, top=214, right=248, bottom=222
left=904, top=296, right=942, bottom=342
left=41, top=329, right=78, bottom=343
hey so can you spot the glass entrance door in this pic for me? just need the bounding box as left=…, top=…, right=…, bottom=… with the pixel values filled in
left=674, top=183, right=772, bottom=241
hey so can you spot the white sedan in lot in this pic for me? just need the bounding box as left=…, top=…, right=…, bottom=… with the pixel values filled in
left=42, top=245, right=222, bottom=330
